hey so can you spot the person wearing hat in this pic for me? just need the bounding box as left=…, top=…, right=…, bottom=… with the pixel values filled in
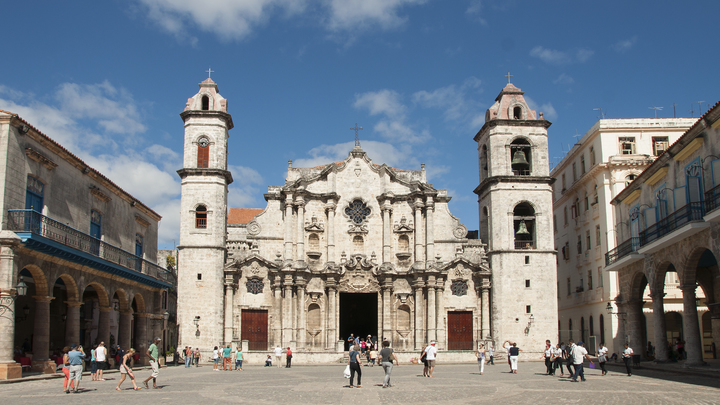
left=422, top=341, right=438, bottom=377
left=65, top=344, right=84, bottom=393
left=143, top=337, right=161, bottom=389
left=571, top=340, right=592, bottom=382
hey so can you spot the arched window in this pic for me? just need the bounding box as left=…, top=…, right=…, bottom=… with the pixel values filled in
left=625, top=174, right=637, bottom=187
left=510, top=138, right=531, bottom=175
left=398, top=235, right=409, bottom=252
left=308, top=233, right=320, bottom=251
left=513, top=106, right=522, bottom=119
left=580, top=317, right=586, bottom=343
left=589, top=315, right=594, bottom=337
left=569, top=318, right=573, bottom=340
left=197, top=137, right=210, bottom=168
left=599, top=314, right=605, bottom=344
left=353, top=235, right=364, bottom=252
left=513, top=202, right=535, bottom=249
left=196, top=205, right=207, bottom=229
left=481, top=144, right=488, bottom=171
left=201, top=95, right=209, bottom=110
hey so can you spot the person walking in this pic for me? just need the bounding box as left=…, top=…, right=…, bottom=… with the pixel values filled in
left=286, top=347, right=293, bottom=368
left=508, top=343, right=521, bottom=374
left=194, top=348, right=200, bottom=367
left=420, top=345, right=429, bottom=377
left=487, top=345, right=494, bottom=365
left=566, top=341, right=576, bottom=377
left=65, top=344, right=84, bottom=393
left=348, top=345, right=362, bottom=388
left=96, top=341, right=107, bottom=381
left=223, top=344, right=232, bottom=371
left=90, top=345, right=98, bottom=381
left=184, top=346, right=192, bottom=368
left=378, top=340, right=399, bottom=388
left=142, top=337, right=161, bottom=389
left=60, top=346, right=75, bottom=393
left=542, top=340, right=553, bottom=375
left=274, top=345, right=283, bottom=368
left=571, top=341, right=592, bottom=382
left=597, top=342, right=609, bottom=376
left=476, top=343, right=486, bottom=375
left=622, top=343, right=634, bottom=376
left=235, top=347, right=243, bottom=370
left=552, top=343, right=565, bottom=376
left=212, top=346, right=220, bottom=371
left=423, top=340, right=438, bottom=377
left=116, top=348, right=141, bottom=391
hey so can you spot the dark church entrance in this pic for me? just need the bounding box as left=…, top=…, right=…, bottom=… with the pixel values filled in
left=339, top=293, right=378, bottom=350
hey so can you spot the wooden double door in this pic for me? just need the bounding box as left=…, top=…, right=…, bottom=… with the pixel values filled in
left=447, top=311, right=473, bottom=350
left=241, top=309, right=268, bottom=350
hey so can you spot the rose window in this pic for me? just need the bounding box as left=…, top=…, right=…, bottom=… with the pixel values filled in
left=246, top=279, right=264, bottom=294
left=451, top=280, right=468, bottom=296
left=345, top=200, right=371, bottom=224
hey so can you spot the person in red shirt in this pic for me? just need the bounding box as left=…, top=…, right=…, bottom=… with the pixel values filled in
left=286, top=347, right=293, bottom=368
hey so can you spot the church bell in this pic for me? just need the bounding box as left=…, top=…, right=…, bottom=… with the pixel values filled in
left=516, top=220, right=530, bottom=235
left=512, top=149, right=529, bottom=166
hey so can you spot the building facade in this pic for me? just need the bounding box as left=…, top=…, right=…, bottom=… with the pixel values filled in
left=607, top=102, right=720, bottom=365
left=551, top=118, right=694, bottom=355
left=0, top=111, right=174, bottom=379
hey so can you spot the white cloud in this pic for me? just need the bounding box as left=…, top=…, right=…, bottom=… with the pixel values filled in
left=227, top=164, right=265, bottom=208
left=353, top=90, right=429, bottom=143
left=412, top=77, right=482, bottom=123
left=529, top=46, right=594, bottom=65
left=552, top=73, right=574, bottom=85
left=612, top=36, right=638, bottom=53
left=324, top=0, right=427, bottom=32
left=525, top=95, right=558, bottom=121
left=354, top=89, right=405, bottom=117
left=293, top=140, right=411, bottom=169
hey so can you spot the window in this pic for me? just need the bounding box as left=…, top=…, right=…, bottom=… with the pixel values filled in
left=619, top=137, right=636, bottom=154
left=481, top=145, right=488, bottom=171
left=90, top=210, right=102, bottom=255
left=586, top=230, right=591, bottom=251
left=195, top=205, right=207, bottom=228
left=513, top=106, right=522, bottom=119
left=563, top=207, right=568, bottom=226
left=581, top=317, right=586, bottom=343
left=599, top=314, right=605, bottom=344
left=577, top=235, right=582, bottom=254
left=246, top=279, right=264, bottom=294
left=686, top=160, right=703, bottom=203
left=353, top=235, right=364, bottom=252
left=572, top=162, right=577, bottom=182
left=561, top=174, right=566, bottom=191
left=652, top=137, right=669, bottom=156
left=525, top=279, right=531, bottom=288
left=345, top=200, right=371, bottom=224
left=567, top=277, right=571, bottom=296
left=593, top=184, right=599, bottom=205
left=590, top=146, right=596, bottom=166
left=625, top=174, right=637, bottom=187
left=197, top=137, right=210, bottom=168
left=588, top=270, right=593, bottom=290
left=525, top=255, right=530, bottom=264
left=526, top=305, right=532, bottom=314
left=450, top=280, right=468, bottom=296
left=595, top=225, right=601, bottom=246
left=584, top=192, right=589, bottom=212
left=197, top=273, right=202, bottom=280
left=580, top=155, right=586, bottom=174
left=201, top=95, right=209, bottom=110
left=135, top=233, right=143, bottom=257
left=25, top=176, right=44, bottom=211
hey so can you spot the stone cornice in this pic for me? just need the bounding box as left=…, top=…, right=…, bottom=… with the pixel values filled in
left=179, top=110, right=234, bottom=130
left=25, top=147, right=57, bottom=170
left=473, top=119, right=552, bottom=142
left=177, top=168, right=234, bottom=185
left=474, top=175, right=555, bottom=196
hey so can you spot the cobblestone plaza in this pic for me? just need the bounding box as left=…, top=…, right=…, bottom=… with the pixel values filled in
left=1, top=361, right=718, bottom=404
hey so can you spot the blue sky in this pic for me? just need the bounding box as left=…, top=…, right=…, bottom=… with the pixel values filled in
left=2, top=0, right=718, bottom=250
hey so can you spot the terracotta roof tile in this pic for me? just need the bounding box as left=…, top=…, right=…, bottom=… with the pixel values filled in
left=228, top=208, right=263, bottom=224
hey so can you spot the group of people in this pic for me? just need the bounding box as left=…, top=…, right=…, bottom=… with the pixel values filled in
left=181, top=346, right=201, bottom=367
left=58, top=337, right=162, bottom=393
left=211, top=345, right=244, bottom=371
left=346, top=339, right=402, bottom=388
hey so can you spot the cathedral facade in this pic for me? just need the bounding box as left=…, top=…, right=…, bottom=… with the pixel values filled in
left=176, top=78, right=557, bottom=361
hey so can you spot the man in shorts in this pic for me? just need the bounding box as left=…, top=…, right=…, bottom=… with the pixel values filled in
left=95, top=341, right=107, bottom=380
left=143, top=337, right=161, bottom=389
left=423, top=341, right=438, bottom=377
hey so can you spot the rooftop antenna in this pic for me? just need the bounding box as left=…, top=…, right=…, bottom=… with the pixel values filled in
left=573, top=130, right=582, bottom=144
left=672, top=103, right=677, bottom=118
left=593, top=108, right=606, bottom=119
left=649, top=106, right=663, bottom=118
left=697, top=101, right=706, bottom=116
left=689, top=103, right=695, bottom=118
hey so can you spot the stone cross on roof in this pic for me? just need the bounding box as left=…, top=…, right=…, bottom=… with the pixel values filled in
left=505, top=71, right=513, bottom=83
left=206, top=67, right=214, bottom=78
left=350, top=123, right=363, bottom=147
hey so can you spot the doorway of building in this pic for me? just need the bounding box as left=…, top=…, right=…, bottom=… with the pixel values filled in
left=241, top=309, right=268, bottom=351
left=339, top=293, right=378, bottom=350
left=447, top=311, right=473, bottom=350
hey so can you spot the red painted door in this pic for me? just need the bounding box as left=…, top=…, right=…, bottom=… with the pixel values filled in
left=241, top=309, right=268, bottom=350
left=447, top=311, right=473, bottom=350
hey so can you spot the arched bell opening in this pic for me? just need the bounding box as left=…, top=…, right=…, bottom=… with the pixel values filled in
left=510, top=139, right=532, bottom=176
left=513, top=203, right=535, bottom=249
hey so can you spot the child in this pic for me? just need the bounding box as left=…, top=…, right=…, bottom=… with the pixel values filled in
left=369, top=348, right=377, bottom=367
left=265, top=355, right=272, bottom=367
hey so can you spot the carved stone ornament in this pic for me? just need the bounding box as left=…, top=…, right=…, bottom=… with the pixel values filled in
left=453, top=224, right=468, bottom=239
left=393, top=216, right=414, bottom=233
left=247, top=220, right=261, bottom=235
left=344, top=254, right=374, bottom=271
left=338, top=270, right=380, bottom=293
left=304, top=216, right=325, bottom=232
left=453, top=264, right=469, bottom=278
left=348, top=223, right=369, bottom=234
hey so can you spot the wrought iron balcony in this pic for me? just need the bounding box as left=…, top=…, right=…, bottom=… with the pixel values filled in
left=705, top=183, right=720, bottom=213
left=605, top=237, right=639, bottom=266
left=7, top=209, right=174, bottom=288
left=638, top=202, right=704, bottom=247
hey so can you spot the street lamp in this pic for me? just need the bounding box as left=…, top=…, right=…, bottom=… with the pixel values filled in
left=194, top=316, right=200, bottom=337
left=0, top=277, right=29, bottom=319
left=606, top=302, right=629, bottom=343
left=162, top=310, right=170, bottom=360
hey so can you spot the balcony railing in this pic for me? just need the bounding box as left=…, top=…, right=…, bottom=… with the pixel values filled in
left=514, top=240, right=535, bottom=249
left=638, top=202, right=704, bottom=247
left=605, top=237, right=639, bottom=266
left=7, top=210, right=175, bottom=286
left=705, top=183, right=720, bottom=213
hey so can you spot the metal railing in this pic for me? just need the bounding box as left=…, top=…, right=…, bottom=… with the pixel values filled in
left=7, top=210, right=175, bottom=285
left=514, top=240, right=535, bottom=249
left=705, top=183, right=720, bottom=213
left=639, top=202, right=704, bottom=247
left=605, top=237, right=639, bottom=266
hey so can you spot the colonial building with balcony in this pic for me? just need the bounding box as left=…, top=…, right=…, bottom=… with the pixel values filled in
left=552, top=118, right=694, bottom=356
left=0, top=110, right=174, bottom=379
left=606, top=102, right=720, bottom=365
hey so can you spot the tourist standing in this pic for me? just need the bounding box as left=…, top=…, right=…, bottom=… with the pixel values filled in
left=369, top=346, right=377, bottom=366
left=423, top=340, right=438, bottom=377
left=236, top=347, right=243, bottom=370
left=286, top=347, right=293, bottom=368
left=420, top=345, right=428, bottom=377
left=378, top=340, right=399, bottom=388
left=184, top=346, right=192, bottom=368
left=597, top=342, right=609, bottom=376
left=566, top=341, right=576, bottom=376
left=223, top=344, right=232, bottom=371
left=348, top=345, right=362, bottom=388
left=194, top=348, right=200, bottom=366
left=90, top=345, right=98, bottom=381
left=274, top=345, right=283, bottom=368
left=66, top=344, right=84, bottom=393
left=143, top=337, right=161, bottom=389
left=571, top=341, right=592, bottom=382
left=61, top=346, right=75, bottom=393
left=476, top=343, right=486, bottom=375
left=503, top=340, right=513, bottom=372
left=622, top=343, right=633, bottom=376
left=96, top=341, right=107, bottom=381
left=508, top=343, right=521, bottom=374
left=347, top=334, right=355, bottom=351
left=213, top=346, right=220, bottom=371
left=116, top=348, right=141, bottom=391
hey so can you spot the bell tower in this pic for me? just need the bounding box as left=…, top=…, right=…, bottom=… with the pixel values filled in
left=473, top=80, right=558, bottom=349
left=176, top=77, right=234, bottom=351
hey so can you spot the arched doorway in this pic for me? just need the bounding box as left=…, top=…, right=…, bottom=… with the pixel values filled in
left=339, top=293, right=377, bottom=350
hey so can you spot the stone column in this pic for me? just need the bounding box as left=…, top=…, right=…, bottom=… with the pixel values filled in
left=382, top=205, right=392, bottom=263
left=296, top=198, right=305, bottom=260
left=0, top=237, right=21, bottom=379
left=326, top=282, right=337, bottom=350
left=650, top=292, right=669, bottom=362
left=413, top=279, right=425, bottom=349
left=381, top=279, right=393, bottom=342
left=624, top=299, right=645, bottom=357
left=224, top=281, right=234, bottom=345
left=98, top=306, right=111, bottom=345
left=414, top=199, right=425, bottom=266
left=296, top=281, right=306, bottom=349
left=282, top=276, right=293, bottom=345
left=681, top=285, right=705, bottom=365
left=481, top=281, right=491, bottom=339
left=426, top=275, right=436, bottom=343
left=134, top=313, right=148, bottom=365
left=272, top=283, right=282, bottom=347
left=435, top=277, right=444, bottom=349
left=64, top=301, right=82, bottom=346
left=284, top=195, right=294, bottom=260
left=711, top=308, right=720, bottom=361
left=326, top=203, right=336, bottom=262
left=118, top=311, right=132, bottom=350
left=31, top=295, right=54, bottom=373
left=425, top=196, right=435, bottom=264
